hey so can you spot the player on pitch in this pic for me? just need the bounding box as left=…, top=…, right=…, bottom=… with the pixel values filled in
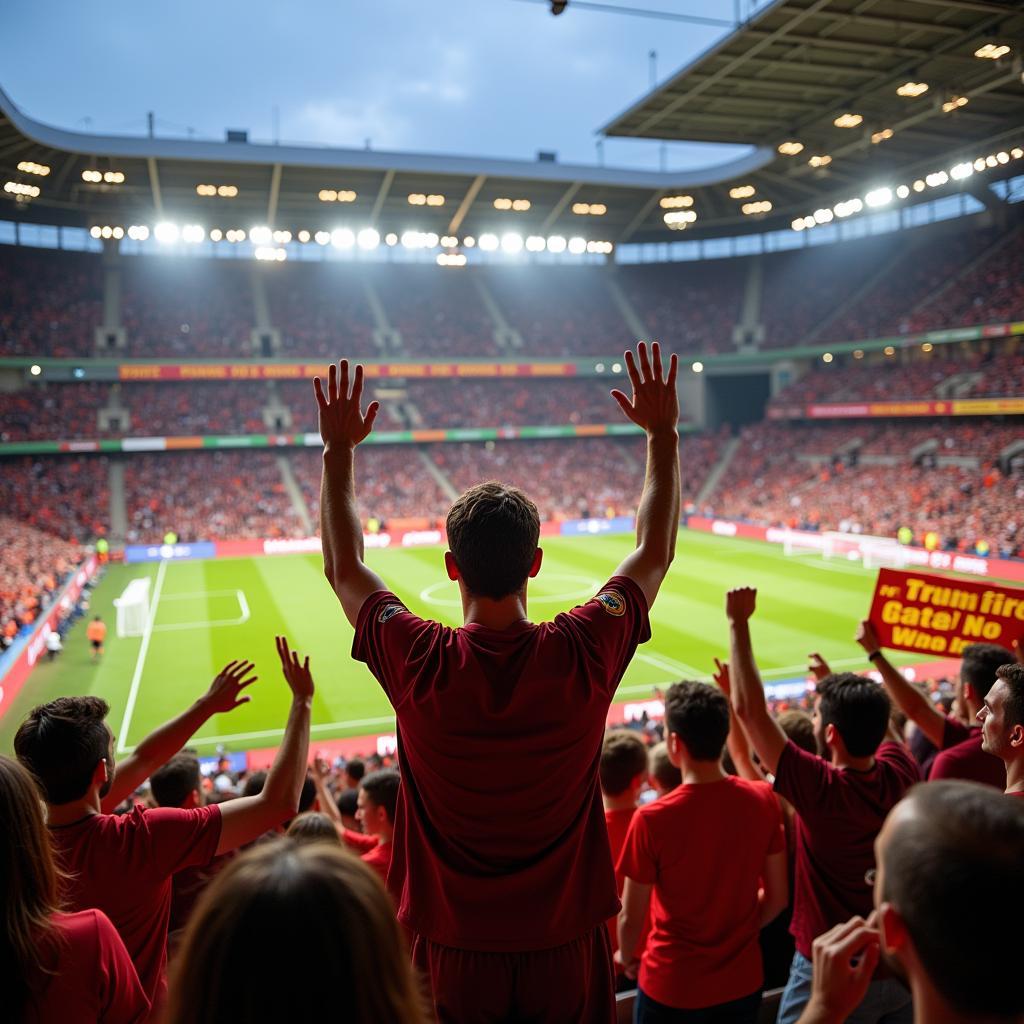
left=314, top=342, right=679, bottom=1023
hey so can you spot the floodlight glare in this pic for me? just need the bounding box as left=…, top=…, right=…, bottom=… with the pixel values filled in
left=357, top=228, right=380, bottom=250
left=478, top=233, right=499, bottom=252
left=546, top=235, right=567, bottom=254
left=567, top=236, right=587, bottom=254
left=249, top=226, right=272, bottom=245
left=501, top=232, right=524, bottom=254
left=154, top=222, right=180, bottom=243
left=332, top=228, right=356, bottom=249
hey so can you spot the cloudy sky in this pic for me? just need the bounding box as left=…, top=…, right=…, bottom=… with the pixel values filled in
left=0, top=1, right=768, bottom=171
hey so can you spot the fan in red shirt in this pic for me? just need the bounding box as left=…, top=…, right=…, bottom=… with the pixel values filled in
left=977, top=661, right=1024, bottom=796
left=0, top=755, right=149, bottom=1024
left=599, top=728, right=651, bottom=989
left=617, top=681, right=788, bottom=1022
left=726, top=588, right=918, bottom=1024
left=14, top=638, right=316, bottom=1017
left=356, top=767, right=400, bottom=882
left=856, top=621, right=1007, bottom=789
left=313, top=344, right=680, bottom=1023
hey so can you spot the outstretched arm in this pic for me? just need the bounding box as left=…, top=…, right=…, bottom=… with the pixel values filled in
left=713, top=658, right=765, bottom=782
left=102, top=661, right=257, bottom=811
left=215, top=637, right=314, bottom=855
left=855, top=620, right=945, bottom=748
left=315, top=360, right=387, bottom=627
left=612, top=342, right=680, bottom=608
left=727, top=588, right=788, bottom=775
left=310, top=754, right=345, bottom=829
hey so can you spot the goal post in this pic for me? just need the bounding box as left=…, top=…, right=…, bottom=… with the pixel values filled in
left=114, top=577, right=151, bottom=638
left=782, top=530, right=834, bottom=558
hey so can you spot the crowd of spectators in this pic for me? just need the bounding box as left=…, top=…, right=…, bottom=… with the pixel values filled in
left=967, top=348, right=1024, bottom=398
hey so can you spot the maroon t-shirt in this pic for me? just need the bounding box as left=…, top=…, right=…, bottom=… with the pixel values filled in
left=50, top=804, right=222, bottom=1012
left=929, top=718, right=1006, bottom=789
left=361, top=839, right=393, bottom=883
left=773, top=740, right=919, bottom=958
left=352, top=575, right=651, bottom=951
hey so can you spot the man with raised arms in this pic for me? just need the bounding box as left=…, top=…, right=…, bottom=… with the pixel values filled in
left=314, top=343, right=679, bottom=1023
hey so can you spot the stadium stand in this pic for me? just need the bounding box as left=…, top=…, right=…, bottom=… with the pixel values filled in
left=0, top=456, right=110, bottom=543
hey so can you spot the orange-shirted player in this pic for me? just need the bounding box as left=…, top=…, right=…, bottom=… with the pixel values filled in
left=86, top=616, right=107, bottom=661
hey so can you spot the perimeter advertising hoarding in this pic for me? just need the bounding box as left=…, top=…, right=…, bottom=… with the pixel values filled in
left=118, top=362, right=579, bottom=381
left=768, top=397, right=1024, bottom=420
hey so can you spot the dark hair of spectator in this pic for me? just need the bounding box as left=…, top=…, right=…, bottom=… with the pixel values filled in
left=446, top=481, right=541, bottom=600
left=14, top=696, right=112, bottom=804
left=599, top=730, right=649, bottom=796
left=286, top=812, right=341, bottom=846
left=345, top=758, right=366, bottom=783
left=0, top=755, right=64, bottom=1016
left=242, top=770, right=267, bottom=797
left=150, top=753, right=201, bottom=808
left=882, top=781, right=1024, bottom=1019
left=815, top=673, right=891, bottom=758
left=298, top=775, right=316, bottom=814
left=360, top=769, right=401, bottom=824
left=777, top=710, right=817, bottom=756
left=648, top=741, right=681, bottom=793
left=337, top=788, right=358, bottom=818
left=996, top=663, right=1024, bottom=727
left=664, top=681, right=730, bottom=762
left=166, top=841, right=429, bottom=1024
left=961, top=643, right=1014, bottom=699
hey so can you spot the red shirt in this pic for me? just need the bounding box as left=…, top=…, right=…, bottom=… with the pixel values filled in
left=605, top=806, right=652, bottom=969
left=930, top=718, right=1005, bottom=789
left=618, top=777, right=785, bottom=1009
left=50, top=804, right=222, bottom=1012
left=362, top=839, right=393, bottom=882
left=353, top=575, right=651, bottom=951
left=774, top=740, right=919, bottom=958
left=342, top=827, right=378, bottom=854
left=168, top=851, right=234, bottom=937
left=25, top=910, right=150, bottom=1024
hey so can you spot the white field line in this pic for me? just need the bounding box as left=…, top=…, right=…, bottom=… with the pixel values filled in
left=117, top=559, right=167, bottom=754
left=637, top=651, right=707, bottom=679
left=151, top=590, right=251, bottom=633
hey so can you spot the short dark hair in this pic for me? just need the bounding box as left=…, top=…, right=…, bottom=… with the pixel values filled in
left=298, top=775, right=316, bottom=814
left=648, top=741, right=681, bottom=793
left=599, top=730, right=648, bottom=796
left=883, top=781, right=1024, bottom=1018
left=446, top=482, right=540, bottom=600
left=816, top=673, right=891, bottom=758
left=664, top=681, right=729, bottom=762
left=242, top=771, right=267, bottom=797
left=286, top=812, right=341, bottom=846
left=777, top=710, right=817, bottom=756
left=360, top=769, right=400, bottom=824
left=961, top=643, right=1012, bottom=699
left=996, top=663, right=1024, bottom=728
left=336, top=789, right=358, bottom=818
left=14, top=696, right=111, bottom=804
left=344, top=758, right=365, bottom=784
left=150, top=753, right=201, bottom=808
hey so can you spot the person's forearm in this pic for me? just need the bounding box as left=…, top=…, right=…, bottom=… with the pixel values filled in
left=727, top=709, right=764, bottom=782
left=872, top=651, right=944, bottom=745
left=313, top=774, right=344, bottom=827
left=261, top=695, right=313, bottom=816
left=635, top=429, right=680, bottom=563
left=321, top=444, right=364, bottom=584
left=617, top=909, right=644, bottom=963
left=729, top=620, right=764, bottom=720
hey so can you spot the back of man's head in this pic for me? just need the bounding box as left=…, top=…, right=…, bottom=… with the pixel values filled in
left=150, top=752, right=202, bottom=808
left=360, top=769, right=401, bottom=824
left=777, top=710, right=817, bottom=755
left=599, top=730, right=648, bottom=797
left=344, top=758, right=366, bottom=786
left=961, top=643, right=1010, bottom=701
left=816, top=673, right=891, bottom=758
left=242, top=770, right=268, bottom=797
left=648, top=741, right=681, bottom=795
left=445, top=482, right=540, bottom=600
left=879, top=781, right=1024, bottom=1019
left=299, top=775, right=317, bottom=814
left=665, top=681, right=729, bottom=762
left=14, top=696, right=111, bottom=805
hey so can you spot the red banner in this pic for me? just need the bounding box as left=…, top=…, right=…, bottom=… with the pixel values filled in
left=118, top=362, right=579, bottom=381
left=868, top=568, right=1024, bottom=657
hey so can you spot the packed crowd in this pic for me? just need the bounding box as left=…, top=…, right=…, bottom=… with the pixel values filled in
left=0, top=456, right=110, bottom=543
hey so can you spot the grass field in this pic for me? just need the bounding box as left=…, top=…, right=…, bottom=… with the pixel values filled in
left=0, top=530, right=919, bottom=755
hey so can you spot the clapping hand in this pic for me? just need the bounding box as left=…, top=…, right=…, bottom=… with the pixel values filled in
left=313, top=359, right=380, bottom=450
left=611, top=341, right=679, bottom=435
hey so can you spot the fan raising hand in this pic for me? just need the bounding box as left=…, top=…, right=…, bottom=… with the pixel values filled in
left=313, top=359, right=380, bottom=450
left=610, top=341, right=679, bottom=435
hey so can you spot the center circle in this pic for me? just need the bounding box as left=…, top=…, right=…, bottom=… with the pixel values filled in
left=419, top=573, right=601, bottom=608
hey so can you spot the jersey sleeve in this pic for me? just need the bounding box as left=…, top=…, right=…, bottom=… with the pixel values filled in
left=617, top=808, right=658, bottom=885
left=351, top=590, right=440, bottom=706
left=556, top=576, right=652, bottom=697
left=140, top=804, right=223, bottom=879
left=92, top=910, right=151, bottom=1023
left=341, top=827, right=378, bottom=854
left=772, top=739, right=838, bottom=817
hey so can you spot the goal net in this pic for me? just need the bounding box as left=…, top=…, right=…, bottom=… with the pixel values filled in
left=782, top=530, right=834, bottom=558
left=114, top=578, right=151, bottom=638
left=861, top=541, right=911, bottom=570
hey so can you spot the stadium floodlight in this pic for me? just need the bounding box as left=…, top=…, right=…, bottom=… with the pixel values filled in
left=182, top=224, right=205, bottom=244
left=494, top=198, right=512, bottom=210
left=925, top=171, right=949, bottom=187
left=90, top=226, right=102, bottom=238
left=357, top=227, right=381, bottom=250
left=997, top=151, right=1010, bottom=164
left=865, top=187, right=893, bottom=208
left=546, top=235, right=566, bottom=254
left=209, top=228, right=223, bottom=242
left=426, top=194, right=445, bottom=207
left=112, top=226, right=124, bottom=240
left=871, top=129, right=894, bottom=144
left=127, top=225, right=149, bottom=241
left=791, top=218, right=806, bottom=231
left=501, top=232, right=524, bottom=254
left=808, top=155, right=832, bottom=168
left=401, top=230, right=425, bottom=249
left=1013, top=148, right=1024, bottom=159
left=254, top=246, right=287, bottom=262
left=985, top=154, right=998, bottom=168
left=272, top=230, right=292, bottom=244
left=567, top=236, right=587, bottom=254
left=741, top=200, right=772, bottom=215
left=385, top=232, right=399, bottom=246
left=249, top=226, right=272, bottom=245
left=942, top=96, right=968, bottom=113
left=777, top=141, right=803, bottom=156
left=595, top=363, right=605, bottom=373
left=897, top=81, right=928, bottom=97
left=408, top=193, right=427, bottom=206
left=436, top=253, right=467, bottom=267
left=332, top=228, right=356, bottom=249
left=692, top=361, right=704, bottom=373
left=922, top=342, right=934, bottom=353
left=100, top=226, right=113, bottom=239
left=441, top=235, right=458, bottom=248
left=729, top=185, right=756, bottom=199
left=611, top=362, right=622, bottom=374
left=950, top=162, right=974, bottom=181
left=314, top=230, right=330, bottom=245
left=895, top=185, right=910, bottom=199
left=423, top=232, right=440, bottom=248
left=30, top=364, right=41, bottom=376
left=513, top=199, right=531, bottom=211
left=884, top=346, right=896, bottom=356
left=853, top=349, right=864, bottom=359
left=833, top=113, right=863, bottom=128
left=154, top=222, right=180, bottom=244
left=813, top=208, right=833, bottom=224
left=17, top=161, right=50, bottom=176
left=478, top=233, right=499, bottom=252
left=298, top=230, right=311, bottom=243
left=463, top=236, right=476, bottom=248
left=975, top=43, right=1010, bottom=60
left=912, top=179, right=926, bottom=192
left=4, top=181, right=40, bottom=198
left=102, top=171, right=125, bottom=184
left=660, top=195, right=693, bottom=209
left=822, top=353, right=834, bottom=363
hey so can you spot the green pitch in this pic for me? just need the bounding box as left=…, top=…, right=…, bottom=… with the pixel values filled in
left=0, top=530, right=918, bottom=755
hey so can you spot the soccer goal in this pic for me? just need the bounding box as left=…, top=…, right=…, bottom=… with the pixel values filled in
left=781, top=530, right=833, bottom=558
left=861, top=540, right=912, bottom=570
left=114, top=578, right=151, bottom=638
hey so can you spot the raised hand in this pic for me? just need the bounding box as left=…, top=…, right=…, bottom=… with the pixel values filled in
left=313, top=359, right=380, bottom=450
left=611, top=341, right=679, bottom=435
left=712, top=657, right=732, bottom=697
left=726, top=587, right=757, bottom=624
left=808, top=652, right=832, bottom=682
left=312, top=754, right=331, bottom=781
left=855, top=619, right=881, bottom=655
left=276, top=636, right=315, bottom=703
left=202, top=660, right=258, bottom=713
